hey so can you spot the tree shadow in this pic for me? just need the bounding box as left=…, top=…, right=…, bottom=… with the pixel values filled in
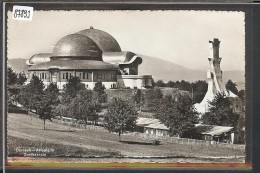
left=41, top=129, right=75, bottom=132
left=120, top=140, right=161, bottom=146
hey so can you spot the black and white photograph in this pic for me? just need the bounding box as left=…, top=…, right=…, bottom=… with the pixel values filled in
left=6, top=10, right=246, bottom=165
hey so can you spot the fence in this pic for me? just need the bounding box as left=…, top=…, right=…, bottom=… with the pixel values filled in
left=29, top=113, right=245, bottom=151
left=52, top=116, right=107, bottom=132
left=133, top=132, right=245, bottom=151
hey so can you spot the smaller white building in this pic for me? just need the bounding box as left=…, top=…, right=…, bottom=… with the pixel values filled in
left=136, top=117, right=169, bottom=137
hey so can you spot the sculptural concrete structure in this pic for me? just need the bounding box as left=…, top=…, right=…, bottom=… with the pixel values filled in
left=194, top=39, right=243, bottom=117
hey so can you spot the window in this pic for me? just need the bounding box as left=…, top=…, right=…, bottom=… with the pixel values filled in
left=83, top=72, right=85, bottom=79
left=69, top=73, right=72, bottom=78
left=66, top=72, right=68, bottom=80
left=86, top=73, right=89, bottom=79
left=79, top=73, right=82, bottom=79
left=42, top=73, right=44, bottom=79
left=98, top=73, right=103, bottom=79
left=63, top=73, right=65, bottom=79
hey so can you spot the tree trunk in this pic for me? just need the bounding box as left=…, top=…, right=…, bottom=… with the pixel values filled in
left=118, top=131, right=121, bottom=142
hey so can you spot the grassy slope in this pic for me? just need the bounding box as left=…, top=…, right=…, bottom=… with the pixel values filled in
left=7, top=113, right=244, bottom=162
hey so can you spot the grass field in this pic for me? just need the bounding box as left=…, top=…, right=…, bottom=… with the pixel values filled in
left=7, top=113, right=245, bottom=163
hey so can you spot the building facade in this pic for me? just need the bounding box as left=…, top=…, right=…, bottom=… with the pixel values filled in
left=26, top=27, right=153, bottom=89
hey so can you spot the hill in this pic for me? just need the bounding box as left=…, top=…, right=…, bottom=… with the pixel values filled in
left=7, top=58, right=28, bottom=73
left=8, top=56, right=245, bottom=83
left=139, top=55, right=245, bottom=83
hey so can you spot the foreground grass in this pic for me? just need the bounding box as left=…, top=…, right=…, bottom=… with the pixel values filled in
left=7, top=136, right=122, bottom=158
left=8, top=113, right=245, bottom=161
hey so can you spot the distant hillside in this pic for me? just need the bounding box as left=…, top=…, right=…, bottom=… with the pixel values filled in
left=139, top=55, right=245, bottom=83
left=8, top=56, right=245, bottom=84
left=7, top=58, right=28, bottom=73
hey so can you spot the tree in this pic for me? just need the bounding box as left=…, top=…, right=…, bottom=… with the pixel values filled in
left=154, top=80, right=166, bottom=87
left=52, top=104, right=67, bottom=117
left=225, top=79, right=239, bottom=95
left=93, top=81, right=107, bottom=104
left=175, top=80, right=192, bottom=91
left=238, top=89, right=245, bottom=102
left=69, top=89, right=101, bottom=126
left=166, top=80, right=175, bottom=88
left=144, top=88, right=163, bottom=112
left=154, top=94, right=199, bottom=137
left=37, top=83, right=60, bottom=130
left=7, top=67, right=17, bottom=86
left=202, top=92, right=240, bottom=127
left=62, top=76, right=85, bottom=102
left=17, top=72, right=27, bottom=85
left=19, top=75, right=45, bottom=114
left=132, top=88, right=144, bottom=112
left=192, top=80, right=208, bottom=103
left=236, top=114, right=245, bottom=144
left=104, top=97, right=138, bottom=141
left=7, top=67, right=19, bottom=106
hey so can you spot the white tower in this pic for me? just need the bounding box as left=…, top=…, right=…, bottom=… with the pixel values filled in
left=194, top=38, right=235, bottom=115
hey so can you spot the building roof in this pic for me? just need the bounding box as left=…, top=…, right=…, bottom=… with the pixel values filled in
left=103, top=51, right=142, bottom=65
left=136, top=117, right=169, bottom=130
left=26, top=53, right=52, bottom=66
left=28, top=59, right=118, bottom=71
left=52, top=34, right=102, bottom=60
left=77, top=27, right=121, bottom=52
left=145, top=122, right=169, bottom=130
left=194, top=124, right=234, bottom=136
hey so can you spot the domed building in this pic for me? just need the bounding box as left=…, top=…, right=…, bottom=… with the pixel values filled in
left=26, top=27, right=153, bottom=89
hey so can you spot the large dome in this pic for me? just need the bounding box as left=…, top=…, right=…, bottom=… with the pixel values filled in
left=52, top=34, right=102, bottom=60
left=77, top=27, right=121, bottom=52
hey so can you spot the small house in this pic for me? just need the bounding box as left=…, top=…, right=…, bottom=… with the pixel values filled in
left=136, top=117, right=169, bottom=137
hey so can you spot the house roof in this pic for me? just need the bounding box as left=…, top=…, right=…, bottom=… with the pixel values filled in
left=136, top=117, right=169, bottom=130
left=195, top=124, right=234, bottom=136
left=145, top=122, right=169, bottom=130
left=28, top=59, right=118, bottom=71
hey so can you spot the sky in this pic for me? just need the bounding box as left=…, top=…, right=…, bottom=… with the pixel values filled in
left=7, top=10, right=245, bottom=71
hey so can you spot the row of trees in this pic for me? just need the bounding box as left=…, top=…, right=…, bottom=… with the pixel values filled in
left=7, top=67, right=27, bottom=107
left=154, top=80, right=208, bottom=103
left=154, top=79, right=245, bottom=103
left=18, top=75, right=107, bottom=130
